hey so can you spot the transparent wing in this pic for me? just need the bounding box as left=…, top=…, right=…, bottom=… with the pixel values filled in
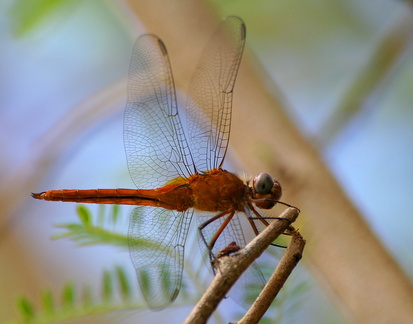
left=129, top=206, right=193, bottom=309
left=124, top=34, right=195, bottom=189
left=186, top=16, right=246, bottom=172
left=196, top=210, right=266, bottom=307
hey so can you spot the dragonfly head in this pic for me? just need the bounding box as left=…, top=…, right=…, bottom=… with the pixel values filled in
left=251, top=173, right=282, bottom=209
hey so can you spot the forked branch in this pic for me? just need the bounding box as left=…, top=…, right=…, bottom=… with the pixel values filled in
left=183, top=207, right=303, bottom=324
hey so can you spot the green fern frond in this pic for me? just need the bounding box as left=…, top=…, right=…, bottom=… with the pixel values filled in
left=12, top=265, right=145, bottom=324
left=53, top=222, right=130, bottom=249
left=61, top=282, right=76, bottom=310
left=53, top=205, right=168, bottom=252
left=76, top=205, right=91, bottom=226
left=115, top=265, right=131, bottom=302
left=16, top=297, right=35, bottom=321
left=53, top=205, right=128, bottom=248
left=102, top=270, right=113, bottom=303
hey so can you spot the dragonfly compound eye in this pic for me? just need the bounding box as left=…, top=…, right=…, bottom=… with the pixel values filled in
left=253, top=173, right=274, bottom=194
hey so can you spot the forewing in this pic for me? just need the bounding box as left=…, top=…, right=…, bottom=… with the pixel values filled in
left=196, top=211, right=266, bottom=307
left=124, top=34, right=194, bottom=189
left=186, top=16, right=246, bottom=172
left=129, top=206, right=193, bottom=309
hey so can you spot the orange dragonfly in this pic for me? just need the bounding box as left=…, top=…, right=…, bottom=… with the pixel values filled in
left=32, top=16, right=292, bottom=309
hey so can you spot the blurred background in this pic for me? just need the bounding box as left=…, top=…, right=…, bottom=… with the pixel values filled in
left=1, top=0, right=413, bottom=323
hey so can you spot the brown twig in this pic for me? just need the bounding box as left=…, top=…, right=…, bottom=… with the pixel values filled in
left=236, top=228, right=305, bottom=324
left=183, top=207, right=300, bottom=324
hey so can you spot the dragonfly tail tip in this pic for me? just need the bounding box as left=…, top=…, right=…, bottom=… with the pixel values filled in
left=31, top=192, right=45, bottom=200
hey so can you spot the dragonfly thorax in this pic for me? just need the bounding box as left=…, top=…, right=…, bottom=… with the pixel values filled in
left=189, top=168, right=248, bottom=212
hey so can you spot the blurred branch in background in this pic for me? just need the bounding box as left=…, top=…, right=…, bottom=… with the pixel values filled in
left=319, top=10, right=413, bottom=147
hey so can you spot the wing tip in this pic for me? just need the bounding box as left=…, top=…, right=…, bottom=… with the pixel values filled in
left=157, top=38, right=168, bottom=56
left=135, top=34, right=168, bottom=57
left=145, top=287, right=180, bottom=310
left=225, top=15, right=246, bottom=40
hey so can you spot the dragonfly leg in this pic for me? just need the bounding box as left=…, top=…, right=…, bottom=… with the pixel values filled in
left=198, top=210, right=236, bottom=269
left=246, top=202, right=294, bottom=248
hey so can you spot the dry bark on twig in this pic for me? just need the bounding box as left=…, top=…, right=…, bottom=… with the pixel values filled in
left=184, top=207, right=301, bottom=324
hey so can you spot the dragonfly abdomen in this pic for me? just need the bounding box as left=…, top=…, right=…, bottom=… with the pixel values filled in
left=32, top=188, right=159, bottom=206
left=32, top=187, right=195, bottom=210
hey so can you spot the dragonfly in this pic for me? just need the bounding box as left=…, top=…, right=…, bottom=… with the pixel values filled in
left=32, top=16, right=294, bottom=309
